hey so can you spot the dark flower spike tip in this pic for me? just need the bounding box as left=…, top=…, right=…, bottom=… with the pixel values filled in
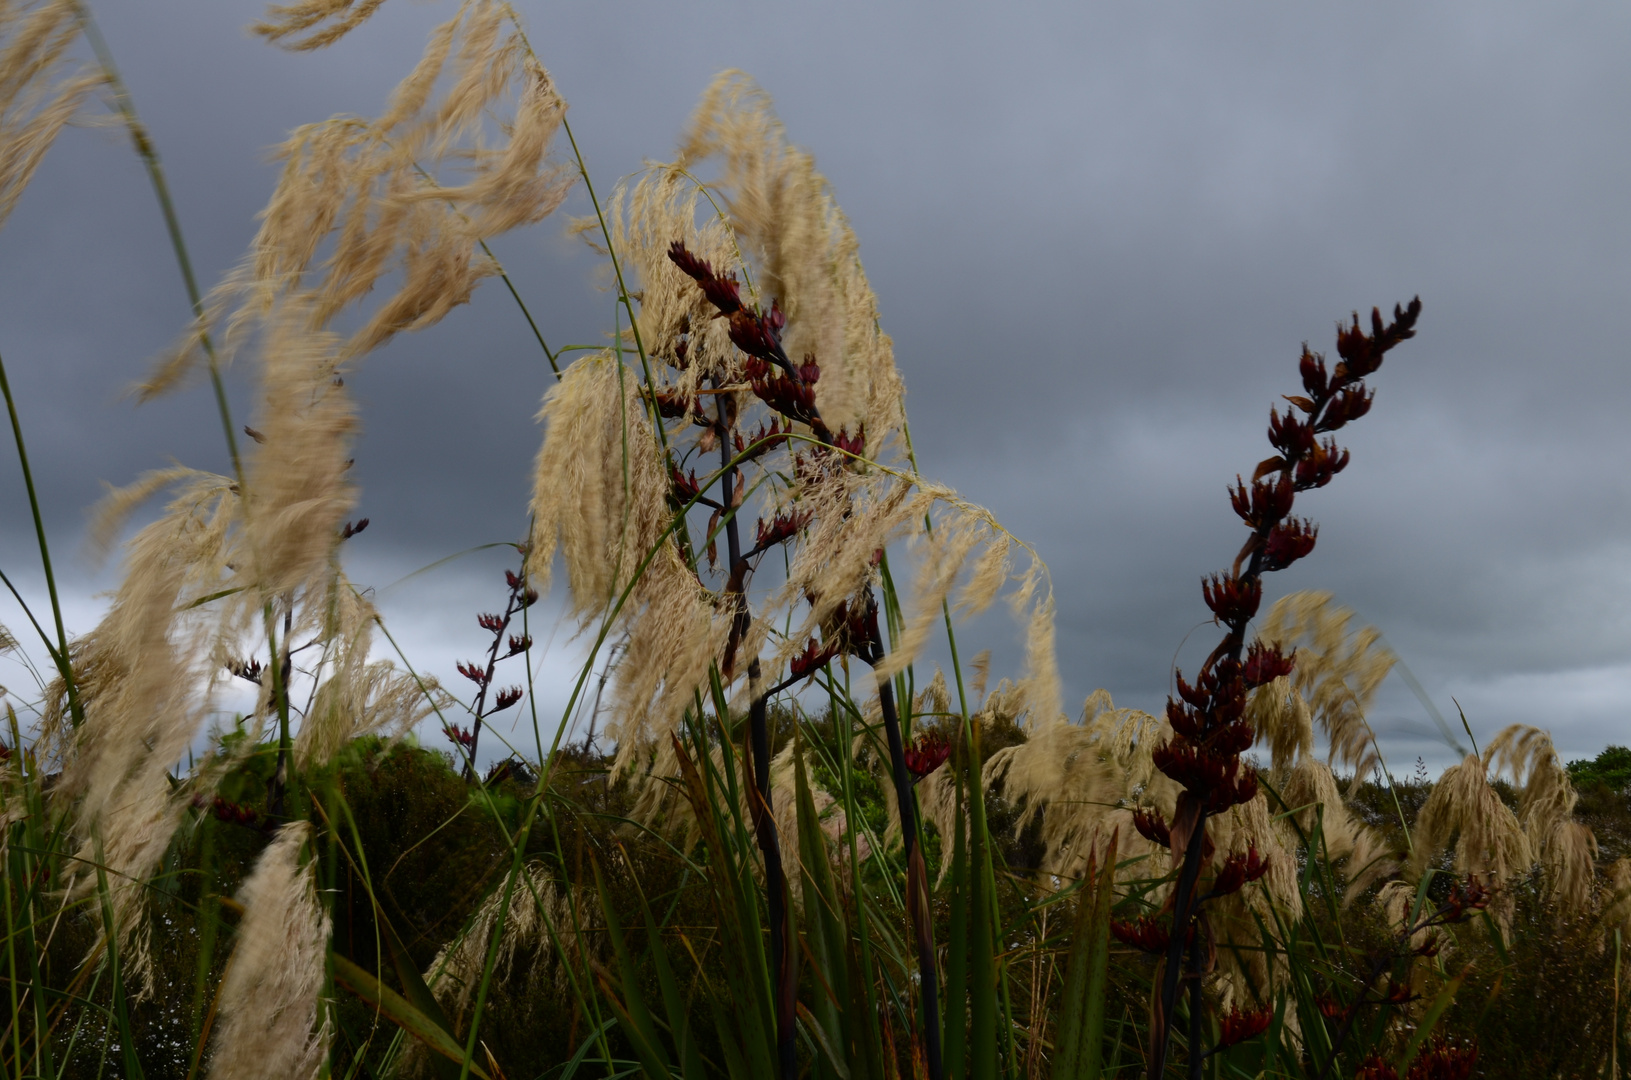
left=666, top=241, right=743, bottom=315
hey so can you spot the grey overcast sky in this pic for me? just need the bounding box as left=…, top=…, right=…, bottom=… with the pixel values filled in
left=2, top=1, right=1629, bottom=771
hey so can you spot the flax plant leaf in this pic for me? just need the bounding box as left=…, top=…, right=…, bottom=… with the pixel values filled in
left=330, top=953, right=493, bottom=1080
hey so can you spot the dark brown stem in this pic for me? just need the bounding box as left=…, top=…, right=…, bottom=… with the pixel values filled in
left=1187, top=922, right=1204, bottom=1080
left=708, top=376, right=797, bottom=1080
left=865, top=605, right=944, bottom=1080
left=463, top=579, right=523, bottom=781
left=1152, top=811, right=1209, bottom=1080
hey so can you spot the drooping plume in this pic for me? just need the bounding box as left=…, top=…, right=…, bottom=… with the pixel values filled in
left=208, top=822, right=331, bottom=1080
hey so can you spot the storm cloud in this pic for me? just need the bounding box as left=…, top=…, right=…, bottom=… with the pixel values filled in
left=2, top=1, right=1628, bottom=770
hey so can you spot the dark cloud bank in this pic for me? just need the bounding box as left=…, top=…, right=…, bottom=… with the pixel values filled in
left=2, top=1, right=1629, bottom=771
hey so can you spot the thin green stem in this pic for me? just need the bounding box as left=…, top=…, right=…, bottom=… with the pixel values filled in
left=75, top=2, right=243, bottom=483
left=0, top=352, right=80, bottom=728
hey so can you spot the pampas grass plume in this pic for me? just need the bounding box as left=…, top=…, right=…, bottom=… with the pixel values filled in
left=208, top=822, right=331, bottom=1080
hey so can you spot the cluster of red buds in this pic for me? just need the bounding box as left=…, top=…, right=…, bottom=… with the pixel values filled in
left=503, top=568, right=540, bottom=607
left=903, top=731, right=952, bottom=781
left=340, top=517, right=370, bottom=540
left=754, top=508, right=811, bottom=553
left=1354, top=1039, right=1478, bottom=1080
left=652, top=387, right=707, bottom=423
left=193, top=793, right=257, bottom=826
left=744, top=353, right=824, bottom=432
left=1313, top=871, right=1486, bottom=1068
left=779, top=595, right=880, bottom=690
left=1217, top=1005, right=1273, bottom=1050
left=734, top=419, right=791, bottom=462
left=1208, top=845, right=1271, bottom=898
left=1437, top=875, right=1491, bottom=923
left=1111, top=915, right=1190, bottom=953
left=451, top=558, right=537, bottom=780
left=1145, top=298, right=1420, bottom=1079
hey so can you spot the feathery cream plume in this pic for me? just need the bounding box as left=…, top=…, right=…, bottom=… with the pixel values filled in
left=297, top=582, right=450, bottom=767
left=51, top=469, right=237, bottom=993
left=529, top=351, right=725, bottom=769
left=675, top=70, right=904, bottom=443
left=1412, top=753, right=1531, bottom=886
left=253, top=0, right=390, bottom=51
left=208, top=822, right=331, bottom=1080
left=0, top=1, right=102, bottom=233
left=153, top=0, right=571, bottom=397
left=1256, top=591, right=1395, bottom=786
left=1482, top=723, right=1598, bottom=912
left=424, top=861, right=585, bottom=1020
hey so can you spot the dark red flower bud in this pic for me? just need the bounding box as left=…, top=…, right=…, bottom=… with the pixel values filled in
left=1299, top=347, right=1329, bottom=398
left=1405, top=1037, right=1477, bottom=1080
left=1242, top=641, right=1295, bottom=688
left=653, top=387, right=704, bottom=420
left=341, top=518, right=369, bottom=539
left=1294, top=438, right=1351, bottom=490
left=1211, top=845, right=1270, bottom=897
left=755, top=509, right=811, bottom=550
left=1317, top=384, right=1374, bottom=432
left=1229, top=473, right=1294, bottom=530
left=1217, top=1005, right=1273, bottom=1048
left=1166, top=699, right=1204, bottom=741
left=457, top=662, right=488, bottom=687
left=505, top=569, right=522, bottom=590
left=1356, top=1055, right=1400, bottom=1080
left=734, top=419, right=790, bottom=462
left=1268, top=407, right=1315, bottom=457
left=492, top=686, right=524, bottom=711
left=729, top=309, right=783, bottom=362
left=1110, top=916, right=1172, bottom=954
left=669, top=465, right=702, bottom=501
left=789, top=636, right=839, bottom=680
left=1132, top=807, right=1171, bottom=848
left=1202, top=573, right=1262, bottom=624
left=831, top=425, right=866, bottom=457
left=522, top=587, right=539, bottom=608
left=1262, top=518, right=1318, bottom=572
left=904, top=732, right=952, bottom=780
left=478, top=613, right=505, bottom=632
left=1210, top=720, right=1256, bottom=757
left=1315, top=994, right=1346, bottom=1021
left=507, top=634, right=532, bottom=657
left=1443, top=875, right=1491, bottom=921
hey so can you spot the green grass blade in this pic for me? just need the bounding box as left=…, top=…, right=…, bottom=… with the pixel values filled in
left=331, top=953, right=492, bottom=1079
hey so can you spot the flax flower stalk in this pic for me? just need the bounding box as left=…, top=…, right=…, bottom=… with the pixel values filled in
left=1146, top=299, right=1421, bottom=1080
